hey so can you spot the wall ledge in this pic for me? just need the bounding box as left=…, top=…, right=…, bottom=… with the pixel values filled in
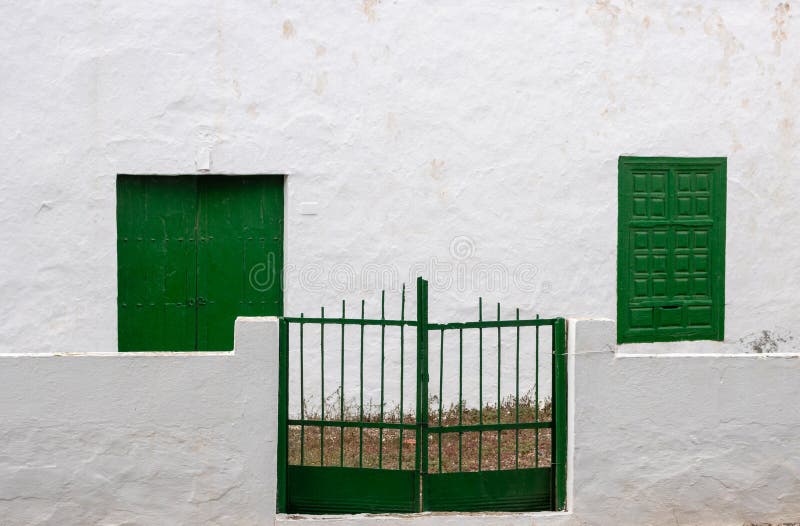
left=0, top=351, right=235, bottom=358
left=277, top=510, right=575, bottom=526
left=615, top=352, right=800, bottom=359
left=567, top=319, right=800, bottom=359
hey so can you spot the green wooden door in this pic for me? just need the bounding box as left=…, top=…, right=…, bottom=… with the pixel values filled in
left=197, top=176, right=284, bottom=351
left=117, top=175, right=283, bottom=352
left=617, top=157, right=726, bottom=343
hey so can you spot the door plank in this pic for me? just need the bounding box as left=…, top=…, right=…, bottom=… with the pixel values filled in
left=197, top=176, right=283, bottom=351
left=117, top=175, right=198, bottom=351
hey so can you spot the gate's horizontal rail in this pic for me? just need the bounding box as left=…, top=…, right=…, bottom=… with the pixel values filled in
left=289, top=421, right=553, bottom=432
left=288, top=419, right=416, bottom=431
left=281, top=318, right=560, bottom=330
left=428, top=319, right=558, bottom=330
left=427, top=421, right=552, bottom=434
left=282, top=317, right=416, bottom=327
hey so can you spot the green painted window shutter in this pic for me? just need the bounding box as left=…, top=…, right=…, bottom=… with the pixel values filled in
left=117, top=175, right=283, bottom=352
left=617, top=157, right=726, bottom=343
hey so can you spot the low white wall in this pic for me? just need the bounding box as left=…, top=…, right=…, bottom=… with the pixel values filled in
left=570, top=319, right=800, bottom=526
left=0, top=317, right=279, bottom=526
left=3, top=317, right=798, bottom=525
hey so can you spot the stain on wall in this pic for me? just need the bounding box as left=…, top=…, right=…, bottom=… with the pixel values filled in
left=772, top=2, right=791, bottom=55
left=739, top=328, right=795, bottom=353
left=703, top=10, right=743, bottom=86
left=314, top=72, right=328, bottom=95
left=362, top=0, right=380, bottom=22
left=586, top=0, right=621, bottom=44
left=282, top=19, right=295, bottom=39
left=429, top=159, right=445, bottom=180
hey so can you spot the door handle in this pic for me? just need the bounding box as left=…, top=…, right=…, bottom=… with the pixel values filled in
left=197, top=297, right=207, bottom=306
left=661, top=305, right=681, bottom=310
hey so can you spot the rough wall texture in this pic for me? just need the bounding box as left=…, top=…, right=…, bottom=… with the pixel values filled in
left=570, top=319, right=800, bottom=526
left=0, top=318, right=279, bottom=526
left=1, top=2, right=799, bottom=354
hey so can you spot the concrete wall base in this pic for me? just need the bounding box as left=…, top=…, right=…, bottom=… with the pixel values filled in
left=0, top=317, right=279, bottom=526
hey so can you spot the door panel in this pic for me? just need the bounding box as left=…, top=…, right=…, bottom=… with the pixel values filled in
left=117, top=175, right=198, bottom=351
left=197, top=176, right=283, bottom=351
left=286, top=466, right=417, bottom=514
left=425, top=468, right=552, bottom=512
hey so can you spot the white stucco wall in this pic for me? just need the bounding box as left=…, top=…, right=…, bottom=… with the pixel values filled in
left=568, top=319, right=800, bottom=525
left=0, top=317, right=279, bottom=526
left=2, top=1, right=799, bottom=355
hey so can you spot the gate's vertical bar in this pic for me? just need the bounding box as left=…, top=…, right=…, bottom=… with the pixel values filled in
left=277, top=318, right=289, bottom=512
left=359, top=300, right=365, bottom=468
left=379, top=291, right=386, bottom=468
left=535, top=314, right=540, bottom=467
left=300, top=314, right=305, bottom=466
left=515, top=308, right=520, bottom=469
left=340, top=300, right=346, bottom=467
left=399, top=284, right=406, bottom=469
left=496, top=303, right=501, bottom=470
left=478, top=297, right=483, bottom=471
left=438, top=329, right=444, bottom=474
left=458, top=328, right=463, bottom=472
left=320, top=307, right=325, bottom=466
left=551, top=317, right=568, bottom=511
left=415, top=277, right=429, bottom=511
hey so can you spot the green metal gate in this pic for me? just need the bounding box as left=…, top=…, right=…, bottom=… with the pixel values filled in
left=277, top=278, right=567, bottom=514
